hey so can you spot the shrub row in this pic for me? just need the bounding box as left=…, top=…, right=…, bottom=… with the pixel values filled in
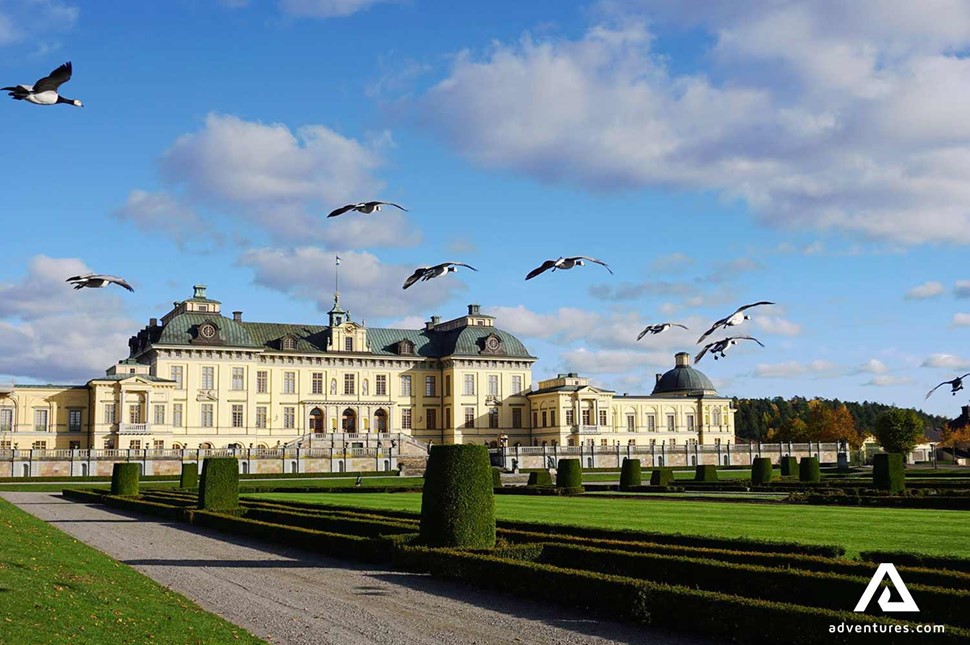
left=495, top=486, right=586, bottom=496
left=237, top=486, right=424, bottom=494
left=799, top=493, right=970, bottom=510
left=241, top=506, right=416, bottom=538
left=860, top=551, right=970, bottom=575
left=396, top=546, right=967, bottom=644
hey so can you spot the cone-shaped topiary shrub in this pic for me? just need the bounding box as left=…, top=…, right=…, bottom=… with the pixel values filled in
left=751, top=457, right=774, bottom=484
left=619, top=458, right=642, bottom=490
left=780, top=456, right=799, bottom=477
left=527, top=470, right=553, bottom=486
left=179, top=462, right=199, bottom=489
left=420, top=445, right=496, bottom=548
left=799, top=457, right=821, bottom=483
left=556, top=459, right=582, bottom=489
left=873, top=453, right=905, bottom=493
left=694, top=464, right=718, bottom=482
left=650, top=467, right=674, bottom=486
left=111, top=463, right=139, bottom=496
left=492, top=467, right=503, bottom=487
left=198, top=457, right=240, bottom=511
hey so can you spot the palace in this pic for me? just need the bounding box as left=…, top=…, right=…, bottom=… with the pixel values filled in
left=0, top=285, right=735, bottom=451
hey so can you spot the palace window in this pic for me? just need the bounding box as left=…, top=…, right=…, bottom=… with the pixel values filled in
left=511, top=375, right=522, bottom=394
left=256, top=370, right=268, bottom=393
left=666, top=414, right=675, bottom=432
left=599, top=410, right=607, bottom=426
left=444, top=375, right=451, bottom=397
left=541, top=411, right=547, bottom=427
left=312, top=372, right=323, bottom=395
left=549, top=410, right=556, bottom=426
left=426, top=408, right=437, bottom=430
left=170, top=365, right=183, bottom=389
left=69, top=409, right=82, bottom=432
left=488, top=408, right=499, bottom=429
left=566, top=409, right=575, bottom=426
left=425, top=375, right=436, bottom=397
left=283, top=406, right=295, bottom=429
left=0, top=408, right=11, bottom=432
left=173, top=404, right=183, bottom=428
left=255, top=406, right=267, bottom=429
left=200, top=366, right=214, bottom=389
left=344, top=373, right=355, bottom=395
left=201, top=404, right=214, bottom=428
left=687, top=414, right=695, bottom=432
left=282, top=337, right=295, bottom=351
left=283, top=371, right=296, bottom=394
left=627, top=414, right=635, bottom=432
left=712, top=407, right=722, bottom=426
left=532, top=411, right=538, bottom=427
left=32, top=440, right=47, bottom=450
left=129, top=404, right=141, bottom=424
left=581, top=408, right=592, bottom=426
left=463, top=374, right=475, bottom=396
left=488, top=375, right=499, bottom=396
left=153, top=439, right=164, bottom=450
left=646, top=414, right=656, bottom=432
left=400, top=375, right=412, bottom=397
left=129, top=439, right=141, bottom=450
left=401, top=408, right=412, bottom=430
left=232, top=405, right=244, bottom=428
left=445, top=407, right=451, bottom=428
left=344, top=336, right=353, bottom=351
left=512, top=407, right=522, bottom=429
left=376, top=374, right=387, bottom=396
left=464, top=407, right=475, bottom=429
left=104, top=403, right=116, bottom=425
left=34, top=409, right=48, bottom=432
left=153, top=405, right=165, bottom=425
left=231, top=367, right=245, bottom=390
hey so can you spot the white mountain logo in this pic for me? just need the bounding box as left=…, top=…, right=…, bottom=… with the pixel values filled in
left=853, top=563, right=920, bottom=613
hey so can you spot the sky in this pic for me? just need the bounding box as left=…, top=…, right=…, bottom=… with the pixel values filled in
left=2, top=0, right=970, bottom=417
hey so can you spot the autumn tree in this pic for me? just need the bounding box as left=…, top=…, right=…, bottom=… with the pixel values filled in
left=873, top=409, right=924, bottom=454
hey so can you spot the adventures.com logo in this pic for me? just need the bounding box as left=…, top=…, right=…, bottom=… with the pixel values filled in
left=829, top=563, right=946, bottom=636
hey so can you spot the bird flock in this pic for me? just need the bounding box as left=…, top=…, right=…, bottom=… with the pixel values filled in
left=8, top=61, right=969, bottom=398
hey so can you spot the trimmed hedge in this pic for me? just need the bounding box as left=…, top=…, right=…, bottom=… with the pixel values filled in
left=527, top=470, right=553, bottom=486
left=198, top=458, right=240, bottom=511
left=110, top=463, right=140, bottom=496
left=420, top=444, right=495, bottom=548
left=799, top=457, right=821, bottom=483
left=751, top=458, right=774, bottom=484
left=179, top=462, right=199, bottom=489
left=860, top=551, right=970, bottom=575
left=492, top=467, right=503, bottom=488
left=650, top=467, right=674, bottom=486
left=780, top=456, right=799, bottom=477
left=556, top=459, right=582, bottom=489
left=241, top=506, right=416, bottom=538
left=619, top=459, right=641, bottom=491
left=873, top=453, right=905, bottom=493
left=495, top=486, right=585, bottom=496
left=694, top=465, right=718, bottom=482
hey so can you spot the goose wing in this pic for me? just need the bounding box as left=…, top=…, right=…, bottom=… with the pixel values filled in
left=526, top=259, right=557, bottom=281
left=327, top=204, right=357, bottom=218
left=34, top=62, right=72, bottom=93
left=734, top=301, right=775, bottom=314
left=104, top=275, right=135, bottom=292
left=697, top=320, right=723, bottom=344
left=66, top=272, right=95, bottom=283
left=444, top=262, right=477, bottom=271
left=367, top=201, right=408, bottom=212
left=732, top=336, right=766, bottom=347
left=402, top=268, right=428, bottom=290
left=695, top=342, right=716, bottom=364
left=571, top=256, right=613, bottom=274
left=925, top=381, right=949, bottom=399
left=636, top=326, right=655, bottom=341
left=669, top=323, right=689, bottom=330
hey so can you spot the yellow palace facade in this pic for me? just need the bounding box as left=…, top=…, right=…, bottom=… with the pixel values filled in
left=0, top=285, right=735, bottom=452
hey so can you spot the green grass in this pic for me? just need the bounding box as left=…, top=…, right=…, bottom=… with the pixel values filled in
left=582, top=469, right=754, bottom=482
left=239, top=476, right=422, bottom=491
left=0, top=481, right=183, bottom=493
left=0, top=475, right=422, bottom=493
left=0, top=497, right=264, bottom=644
left=247, top=492, right=970, bottom=558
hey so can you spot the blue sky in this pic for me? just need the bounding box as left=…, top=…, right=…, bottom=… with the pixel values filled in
left=3, top=0, right=970, bottom=417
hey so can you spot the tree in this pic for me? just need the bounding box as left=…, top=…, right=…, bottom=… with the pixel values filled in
left=873, top=409, right=924, bottom=454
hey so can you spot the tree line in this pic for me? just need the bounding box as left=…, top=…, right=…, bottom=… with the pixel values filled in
left=731, top=396, right=948, bottom=447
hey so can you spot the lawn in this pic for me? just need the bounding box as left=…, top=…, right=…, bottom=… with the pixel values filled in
left=581, top=469, right=754, bottom=482
left=248, top=491, right=970, bottom=558
left=0, top=498, right=264, bottom=644
left=0, top=475, right=422, bottom=493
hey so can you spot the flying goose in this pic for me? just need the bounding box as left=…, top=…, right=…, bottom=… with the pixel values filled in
left=402, top=262, right=477, bottom=289
left=636, top=323, right=688, bottom=341
left=525, top=256, right=613, bottom=280
left=695, top=336, right=765, bottom=364
left=328, top=201, right=407, bottom=218
left=925, top=374, right=970, bottom=399
left=3, top=62, right=82, bottom=107
left=697, top=301, right=775, bottom=343
left=66, top=273, right=134, bottom=292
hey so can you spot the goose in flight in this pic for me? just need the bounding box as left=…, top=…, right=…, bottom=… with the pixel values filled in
left=403, top=262, right=477, bottom=289
left=695, top=336, right=764, bottom=364
left=526, top=256, right=613, bottom=280
left=3, top=62, right=83, bottom=107
left=697, top=301, right=775, bottom=343
left=925, top=374, right=970, bottom=399
left=66, top=273, right=134, bottom=292
left=328, top=201, right=407, bottom=218
left=637, top=323, right=688, bottom=341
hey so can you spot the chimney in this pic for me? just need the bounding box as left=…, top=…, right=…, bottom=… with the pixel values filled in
left=425, top=315, right=440, bottom=331
left=468, top=304, right=481, bottom=315
left=149, top=318, right=158, bottom=327
left=233, top=311, right=243, bottom=322
left=675, top=352, right=690, bottom=367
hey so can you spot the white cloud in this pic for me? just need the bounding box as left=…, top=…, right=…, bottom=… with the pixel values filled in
left=752, top=360, right=838, bottom=378
left=649, top=252, right=693, bottom=272
left=921, top=353, right=970, bottom=370
left=113, top=190, right=205, bottom=247
left=0, top=256, right=134, bottom=381
left=0, top=1, right=77, bottom=47
left=857, top=358, right=890, bottom=374
left=955, top=280, right=970, bottom=298
left=278, top=0, right=398, bottom=18
left=414, top=6, right=970, bottom=245
left=863, top=375, right=912, bottom=387
left=952, top=313, right=970, bottom=326
left=905, top=281, right=945, bottom=300
left=560, top=347, right=671, bottom=375
left=238, top=247, right=465, bottom=318
left=752, top=315, right=801, bottom=336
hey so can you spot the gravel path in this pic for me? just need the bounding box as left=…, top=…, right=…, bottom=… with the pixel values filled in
left=3, top=493, right=712, bottom=645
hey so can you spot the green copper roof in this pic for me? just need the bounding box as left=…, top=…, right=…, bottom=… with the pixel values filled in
left=652, top=364, right=716, bottom=395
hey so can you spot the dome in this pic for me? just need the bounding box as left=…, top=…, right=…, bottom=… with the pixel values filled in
left=651, top=352, right=716, bottom=396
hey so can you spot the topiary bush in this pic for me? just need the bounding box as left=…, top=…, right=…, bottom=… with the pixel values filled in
left=799, top=457, right=821, bottom=483
left=751, top=458, right=774, bottom=484
left=694, top=465, right=718, bottom=482
left=780, top=456, right=799, bottom=477
left=492, top=467, right=503, bottom=488
left=111, top=463, right=139, bottom=496
left=650, top=467, right=674, bottom=486
left=420, top=444, right=496, bottom=548
left=556, top=459, right=582, bottom=489
left=619, top=458, right=642, bottom=491
left=179, top=462, right=199, bottom=489
left=198, top=458, right=240, bottom=511
left=873, top=453, right=905, bottom=493
left=528, top=470, right=553, bottom=486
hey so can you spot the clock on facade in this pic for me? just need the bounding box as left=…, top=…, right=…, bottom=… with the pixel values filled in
left=199, top=323, right=216, bottom=339
left=485, top=336, right=501, bottom=351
